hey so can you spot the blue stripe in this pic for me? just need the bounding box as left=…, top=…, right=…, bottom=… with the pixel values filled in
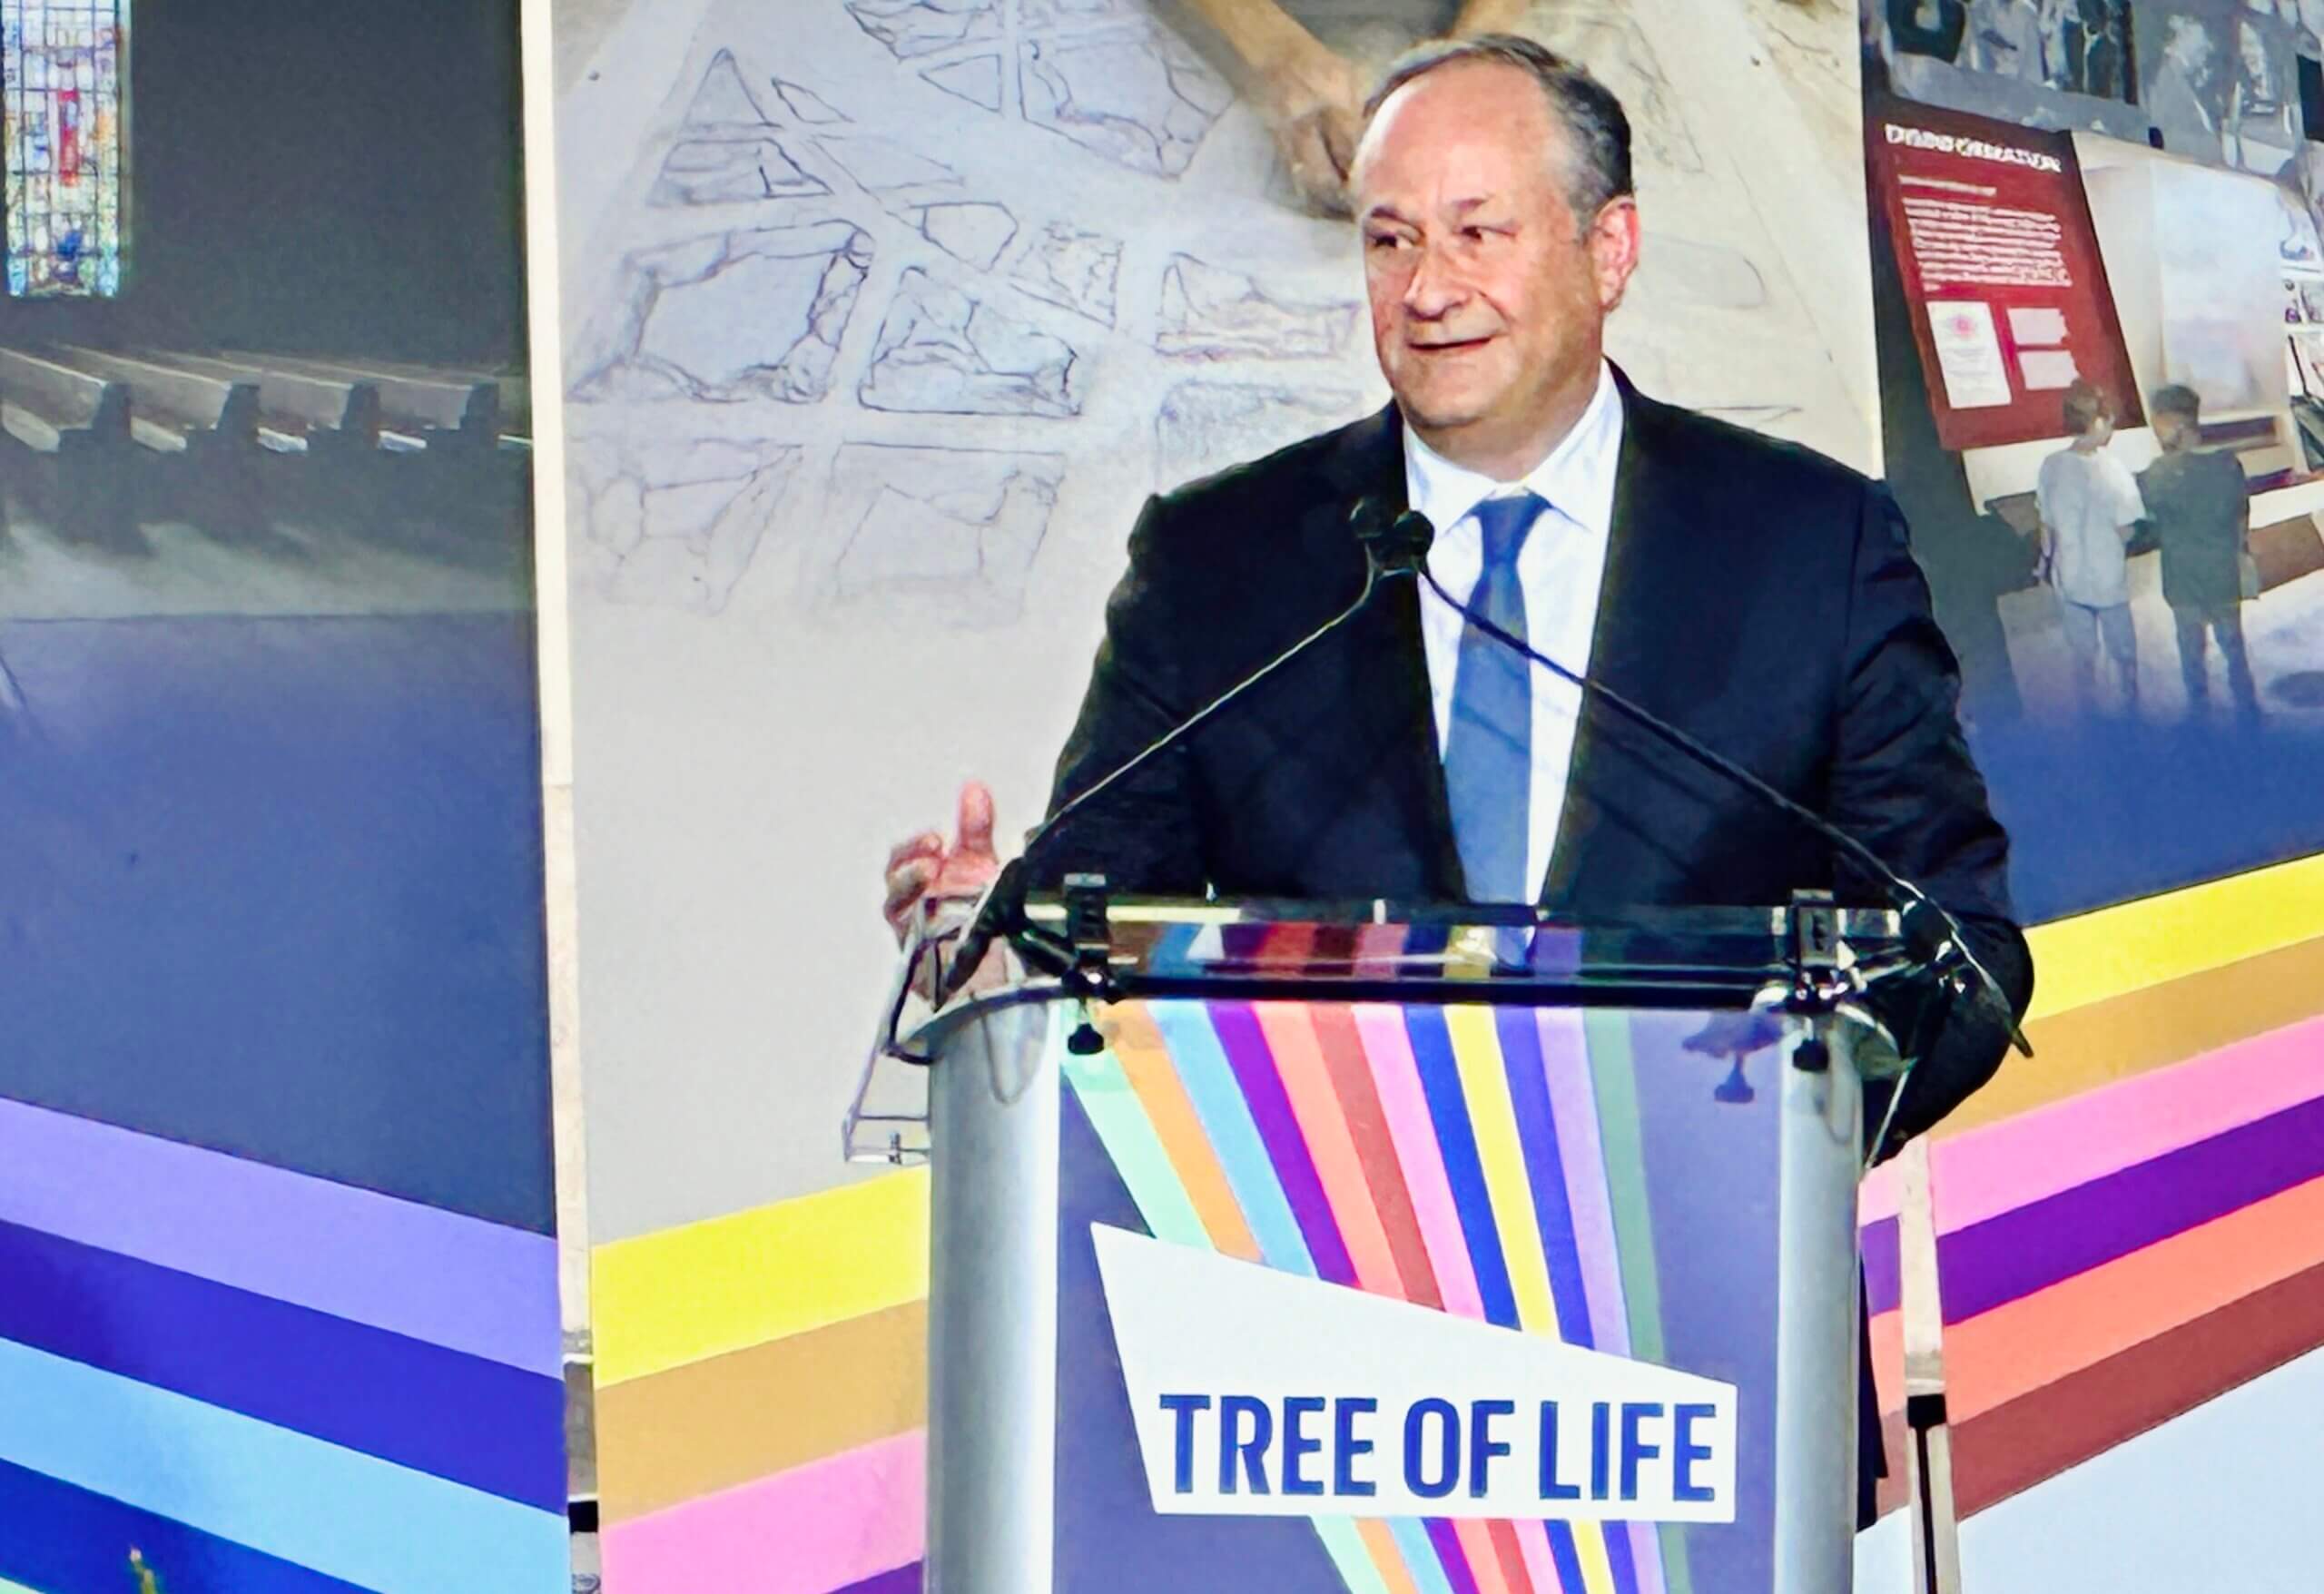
left=1403, top=1006, right=1519, bottom=1328
left=1147, top=1000, right=1315, bottom=1274
left=0, top=1338, right=566, bottom=1594
left=1496, top=1012, right=1643, bottom=1594
left=0, top=1216, right=565, bottom=1510
left=1492, top=1010, right=1594, bottom=1347
left=0, top=1453, right=374, bottom=1594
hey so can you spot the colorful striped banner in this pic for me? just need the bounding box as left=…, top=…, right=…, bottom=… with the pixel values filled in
left=1056, top=998, right=1713, bottom=1594
left=0, top=1098, right=568, bottom=1594
left=0, top=1095, right=560, bottom=1377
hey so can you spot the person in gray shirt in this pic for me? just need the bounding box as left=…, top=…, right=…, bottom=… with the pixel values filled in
left=2138, top=384, right=2261, bottom=718
left=2036, top=380, right=2146, bottom=713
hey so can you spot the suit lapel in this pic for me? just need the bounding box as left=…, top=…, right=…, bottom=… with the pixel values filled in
left=1317, top=404, right=1466, bottom=900
left=1541, top=372, right=1695, bottom=910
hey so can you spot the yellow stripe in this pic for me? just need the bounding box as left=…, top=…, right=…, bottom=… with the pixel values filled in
left=2024, top=853, right=2324, bottom=1021
left=1443, top=1006, right=1619, bottom=1594
left=1445, top=1007, right=1556, bottom=1333
left=592, top=1167, right=929, bottom=1387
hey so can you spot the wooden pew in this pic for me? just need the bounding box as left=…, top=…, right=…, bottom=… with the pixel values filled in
left=221, top=350, right=501, bottom=452
left=132, top=349, right=385, bottom=456
left=0, top=347, right=133, bottom=540
left=49, top=346, right=268, bottom=534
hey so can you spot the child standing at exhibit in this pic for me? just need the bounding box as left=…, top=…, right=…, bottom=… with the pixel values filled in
left=2138, top=384, right=2262, bottom=719
left=2036, top=379, right=2146, bottom=714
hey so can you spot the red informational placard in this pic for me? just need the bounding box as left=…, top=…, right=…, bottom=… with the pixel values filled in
left=1866, top=96, right=2142, bottom=450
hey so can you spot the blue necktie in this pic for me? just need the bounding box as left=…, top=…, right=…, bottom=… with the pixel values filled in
left=1443, top=492, right=1542, bottom=903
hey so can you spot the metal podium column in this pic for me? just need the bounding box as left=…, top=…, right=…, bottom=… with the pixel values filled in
left=925, top=997, right=1061, bottom=1594
left=1770, top=1017, right=1866, bottom=1592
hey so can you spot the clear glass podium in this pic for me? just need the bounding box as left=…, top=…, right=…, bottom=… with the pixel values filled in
left=851, top=894, right=1909, bottom=1594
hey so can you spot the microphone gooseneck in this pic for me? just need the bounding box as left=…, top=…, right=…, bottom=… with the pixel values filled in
left=938, top=497, right=1416, bottom=1003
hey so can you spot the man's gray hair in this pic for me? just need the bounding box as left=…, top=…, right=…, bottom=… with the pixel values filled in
left=1363, top=34, right=1634, bottom=226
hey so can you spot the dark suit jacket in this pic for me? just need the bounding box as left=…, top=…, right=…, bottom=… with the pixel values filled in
left=1037, top=370, right=2032, bottom=1137
left=1034, top=371, right=2033, bottom=1524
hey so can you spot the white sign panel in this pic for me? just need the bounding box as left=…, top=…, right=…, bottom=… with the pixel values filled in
left=1092, top=1225, right=1738, bottom=1522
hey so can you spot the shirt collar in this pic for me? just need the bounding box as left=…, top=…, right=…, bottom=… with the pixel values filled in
left=1400, top=359, right=1624, bottom=543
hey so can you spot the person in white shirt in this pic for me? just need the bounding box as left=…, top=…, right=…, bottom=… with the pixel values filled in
left=2035, top=380, right=2147, bottom=713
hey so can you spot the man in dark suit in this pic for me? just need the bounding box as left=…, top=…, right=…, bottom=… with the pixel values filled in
left=883, top=35, right=2030, bottom=1521
left=889, top=33, right=2029, bottom=1136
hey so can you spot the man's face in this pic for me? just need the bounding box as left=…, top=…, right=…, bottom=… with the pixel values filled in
left=1352, top=62, right=1639, bottom=466
left=2154, top=409, right=2192, bottom=449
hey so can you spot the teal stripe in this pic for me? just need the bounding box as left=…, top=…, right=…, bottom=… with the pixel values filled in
left=0, top=1338, right=566, bottom=1594
left=1583, top=1010, right=1691, bottom=1594
left=1063, top=1041, right=1210, bottom=1247
left=1315, top=1519, right=1394, bottom=1594
left=1387, top=1516, right=1457, bottom=1594
left=1147, top=1000, right=1315, bottom=1273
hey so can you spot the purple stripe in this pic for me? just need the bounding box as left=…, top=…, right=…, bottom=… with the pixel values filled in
left=1928, top=1091, right=2324, bottom=1323
left=1424, top=1519, right=1484, bottom=1594
left=833, top=1565, right=921, bottom=1593
left=1861, top=1215, right=1902, bottom=1317
left=0, top=1096, right=559, bottom=1376
left=1206, top=1002, right=1357, bottom=1287
left=0, top=1215, right=566, bottom=1510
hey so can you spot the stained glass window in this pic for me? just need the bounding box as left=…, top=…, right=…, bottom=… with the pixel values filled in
left=2, top=0, right=128, bottom=298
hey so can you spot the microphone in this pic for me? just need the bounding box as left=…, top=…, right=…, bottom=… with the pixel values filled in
left=937, top=496, right=1420, bottom=1003
left=1403, top=511, right=2032, bottom=1084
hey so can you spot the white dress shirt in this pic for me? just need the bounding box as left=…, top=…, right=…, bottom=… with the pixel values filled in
left=1404, top=359, right=1624, bottom=901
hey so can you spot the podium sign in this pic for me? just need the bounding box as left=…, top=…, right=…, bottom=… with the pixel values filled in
left=889, top=908, right=1880, bottom=1594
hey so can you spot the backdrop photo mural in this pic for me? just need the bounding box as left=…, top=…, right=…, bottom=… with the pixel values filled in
left=552, top=1, right=2324, bottom=1591
left=0, top=3, right=568, bottom=1591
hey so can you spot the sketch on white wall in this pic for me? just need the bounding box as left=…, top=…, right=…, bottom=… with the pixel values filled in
left=1156, top=379, right=1365, bottom=484
left=846, top=0, right=1002, bottom=59
left=1019, top=29, right=1233, bottom=177
left=770, top=77, right=851, bottom=123
left=921, top=54, right=1005, bottom=113
left=572, top=221, right=874, bottom=404
left=812, top=443, right=1067, bottom=626
left=682, top=48, right=776, bottom=130
left=650, top=136, right=830, bottom=206
left=858, top=266, right=1085, bottom=416
left=914, top=202, right=1019, bottom=270
left=570, top=436, right=804, bottom=614
left=814, top=133, right=965, bottom=197
left=1007, top=221, right=1122, bottom=326
left=1157, top=253, right=1360, bottom=359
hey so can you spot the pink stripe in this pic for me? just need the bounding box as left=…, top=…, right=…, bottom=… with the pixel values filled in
left=1930, top=1015, right=2324, bottom=1235
left=602, top=1429, right=924, bottom=1594
left=1858, top=1162, right=1900, bottom=1227
left=1355, top=1003, right=1485, bottom=1320
left=1534, top=1011, right=1664, bottom=1594
left=1515, top=1521, right=1566, bottom=1592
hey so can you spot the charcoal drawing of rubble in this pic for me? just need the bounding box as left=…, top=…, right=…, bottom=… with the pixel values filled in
left=817, top=444, right=1066, bottom=628
left=916, top=202, right=1019, bottom=270
left=682, top=49, right=774, bottom=130
left=573, top=438, right=802, bottom=615
left=1019, top=0, right=1140, bottom=29
left=771, top=77, right=850, bottom=123
left=573, top=221, right=872, bottom=404
left=1156, top=254, right=1357, bottom=359
left=846, top=0, right=1001, bottom=59
left=815, top=134, right=963, bottom=198
left=1156, top=380, right=1367, bottom=487
left=651, top=137, right=829, bottom=206
left=1633, top=233, right=1768, bottom=310
left=1008, top=222, right=1121, bottom=326
left=859, top=266, right=1083, bottom=417
left=921, top=54, right=1003, bottom=113
left=1019, top=29, right=1232, bottom=178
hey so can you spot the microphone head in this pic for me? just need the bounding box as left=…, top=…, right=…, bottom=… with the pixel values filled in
left=1358, top=507, right=1434, bottom=576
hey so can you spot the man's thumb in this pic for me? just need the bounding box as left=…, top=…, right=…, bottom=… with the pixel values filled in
left=956, top=781, right=998, bottom=857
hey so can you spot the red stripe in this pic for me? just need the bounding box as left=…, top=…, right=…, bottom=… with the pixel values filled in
left=1312, top=1003, right=1444, bottom=1309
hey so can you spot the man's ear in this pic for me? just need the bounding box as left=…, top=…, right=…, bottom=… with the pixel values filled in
left=1590, top=196, right=1642, bottom=314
